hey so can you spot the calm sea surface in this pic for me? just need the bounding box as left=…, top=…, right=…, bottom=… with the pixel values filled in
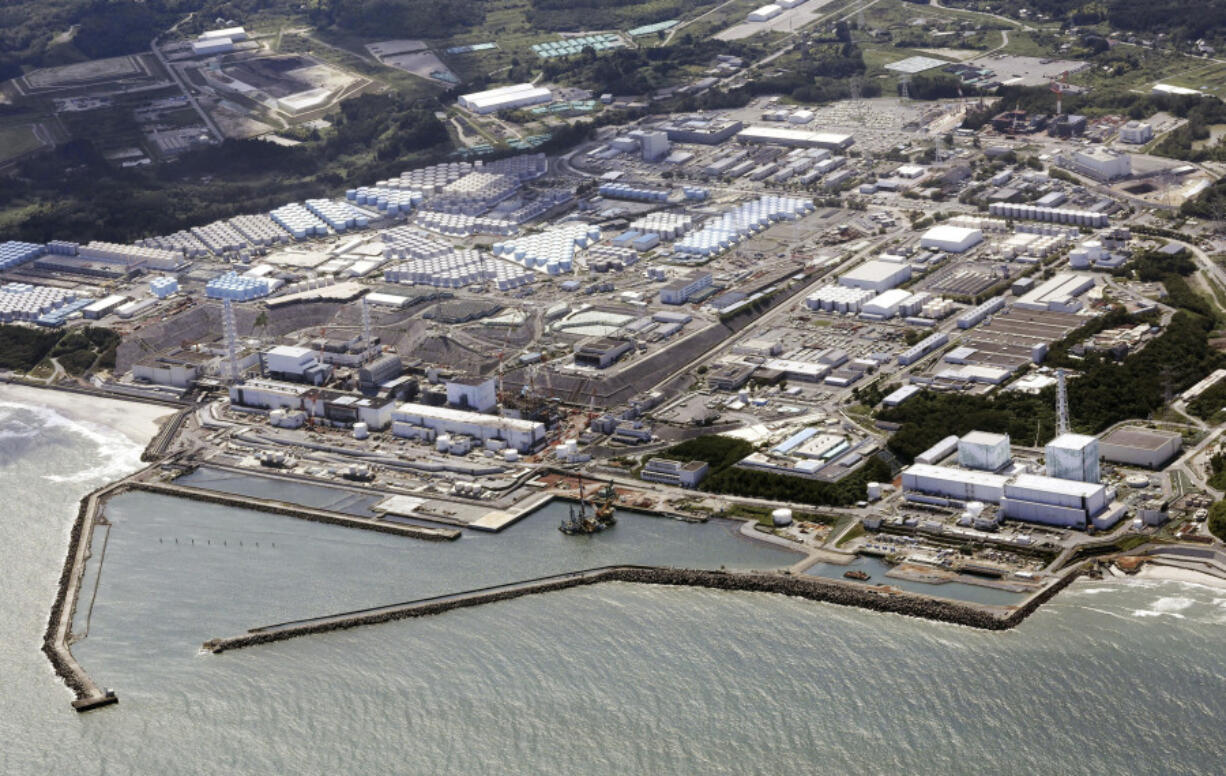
left=3, top=399, right=1226, bottom=774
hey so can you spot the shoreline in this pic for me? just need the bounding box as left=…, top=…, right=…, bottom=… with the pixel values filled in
left=1130, top=563, right=1226, bottom=590
left=0, top=383, right=177, bottom=447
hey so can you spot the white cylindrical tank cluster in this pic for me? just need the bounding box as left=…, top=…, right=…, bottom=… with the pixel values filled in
left=383, top=248, right=534, bottom=290
left=228, top=214, right=291, bottom=246
left=378, top=161, right=474, bottom=195
left=988, top=203, right=1109, bottom=227
left=348, top=186, right=424, bottom=215
left=804, top=284, right=875, bottom=313
left=674, top=195, right=814, bottom=257
left=492, top=224, right=601, bottom=275
left=414, top=210, right=518, bottom=238
left=305, top=199, right=370, bottom=232
left=0, top=282, right=77, bottom=322
left=270, top=203, right=329, bottom=239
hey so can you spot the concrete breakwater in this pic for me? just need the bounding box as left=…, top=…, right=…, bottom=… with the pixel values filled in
left=129, top=481, right=461, bottom=541
left=204, top=564, right=1084, bottom=654
left=43, top=479, right=125, bottom=712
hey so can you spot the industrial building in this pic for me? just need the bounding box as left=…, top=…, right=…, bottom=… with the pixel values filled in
left=574, top=338, right=635, bottom=369
left=458, top=83, right=553, bottom=114
left=1046, top=433, right=1101, bottom=483
left=391, top=403, right=546, bottom=453
left=641, top=458, right=709, bottom=488
left=660, top=117, right=744, bottom=145
left=1118, top=121, right=1154, bottom=144
left=130, top=350, right=211, bottom=388
left=446, top=375, right=497, bottom=413
left=262, top=345, right=332, bottom=385
left=958, top=431, right=1011, bottom=471
left=902, top=464, right=1115, bottom=529
left=736, top=126, right=854, bottom=151
left=1098, top=426, right=1181, bottom=469
left=919, top=225, right=983, bottom=253
left=1013, top=272, right=1094, bottom=313
left=838, top=260, right=911, bottom=292
left=747, top=3, right=783, bottom=21
left=640, top=131, right=670, bottom=162
left=660, top=271, right=713, bottom=305
left=1058, top=148, right=1132, bottom=182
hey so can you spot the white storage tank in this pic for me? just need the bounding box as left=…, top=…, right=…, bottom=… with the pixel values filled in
left=771, top=508, right=793, bottom=527
left=353, top=422, right=369, bottom=439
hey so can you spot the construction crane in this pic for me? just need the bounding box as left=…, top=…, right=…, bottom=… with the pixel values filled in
left=1049, top=71, right=1068, bottom=116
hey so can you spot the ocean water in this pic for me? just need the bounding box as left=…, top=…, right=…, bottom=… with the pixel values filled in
left=4, top=398, right=1226, bottom=774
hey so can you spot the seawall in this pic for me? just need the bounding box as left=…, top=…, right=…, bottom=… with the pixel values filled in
left=42, top=478, right=128, bottom=711
left=204, top=564, right=1084, bottom=654
left=128, top=481, right=461, bottom=541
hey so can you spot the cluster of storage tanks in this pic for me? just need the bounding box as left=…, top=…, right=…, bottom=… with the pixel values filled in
left=0, top=241, right=44, bottom=271
left=492, top=224, right=602, bottom=275
left=305, top=199, right=371, bottom=232
left=373, top=161, right=475, bottom=196
left=380, top=226, right=452, bottom=261
left=988, top=202, right=1109, bottom=227
left=347, top=186, right=424, bottom=215
left=674, top=195, right=815, bottom=257
left=384, top=249, right=535, bottom=290
left=587, top=245, right=639, bottom=273
left=205, top=270, right=278, bottom=300
left=140, top=230, right=210, bottom=258
left=270, top=203, right=330, bottom=239
left=804, top=285, right=875, bottom=313
left=0, top=282, right=79, bottom=323
left=430, top=172, right=520, bottom=216
left=629, top=212, right=693, bottom=239
left=597, top=182, right=670, bottom=202
left=229, top=214, right=292, bottom=247
left=414, top=210, right=519, bottom=238
left=149, top=276, right=179, bottom=298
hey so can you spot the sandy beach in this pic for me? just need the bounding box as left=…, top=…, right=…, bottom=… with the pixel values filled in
left=0, top=383, right=174, bottom=446
left=1133, top=563, right=1226, bottom=590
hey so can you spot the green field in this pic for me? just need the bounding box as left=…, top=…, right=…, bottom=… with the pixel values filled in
left=0, top=124, right=45, bottom=162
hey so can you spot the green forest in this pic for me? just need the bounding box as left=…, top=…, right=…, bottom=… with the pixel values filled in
left=2, top=92, right=450, bottom=243
left=0, top=324, right=119, bottom=375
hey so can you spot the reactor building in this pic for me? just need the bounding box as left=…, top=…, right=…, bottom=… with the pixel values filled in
left=1045, top=433, right=1101, bottom=483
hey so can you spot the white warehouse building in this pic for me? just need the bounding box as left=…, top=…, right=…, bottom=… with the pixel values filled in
left=748, top=4, right=783, bottom=21
left=391, top=403, right=546, bottom=453
left=920, top=225, right=983, bottom=253
left=458, top=83, right=553, bottom=114
left=838, top=260, right=911, bottom=292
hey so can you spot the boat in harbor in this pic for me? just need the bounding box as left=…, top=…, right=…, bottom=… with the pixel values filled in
left=559, top=476, right=616, bottom=535
left=843, top=570, right=871, bottom=581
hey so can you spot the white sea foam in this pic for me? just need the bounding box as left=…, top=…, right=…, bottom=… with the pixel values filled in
left=0, top=400, right=144, bottom=483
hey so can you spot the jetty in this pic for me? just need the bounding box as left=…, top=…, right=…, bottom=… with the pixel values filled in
left=203, top=563, right=1085, bottom=654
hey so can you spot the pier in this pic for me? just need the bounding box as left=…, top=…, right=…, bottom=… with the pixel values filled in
left=203, top=563, right=1085, bottom=654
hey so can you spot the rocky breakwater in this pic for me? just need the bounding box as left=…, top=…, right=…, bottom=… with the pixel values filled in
left=204, top=564, right=1084, bottom=655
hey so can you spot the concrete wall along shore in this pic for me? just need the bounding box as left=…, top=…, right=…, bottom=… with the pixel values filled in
left=128, top=481, right=461, bottom=541
left=204, top=564, right=1085, bottom=654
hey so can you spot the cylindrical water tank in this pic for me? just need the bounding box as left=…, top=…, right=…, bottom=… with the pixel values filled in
left=771, top=508, right=793, bottom=527
left=353, top=422, right=369, bottom=439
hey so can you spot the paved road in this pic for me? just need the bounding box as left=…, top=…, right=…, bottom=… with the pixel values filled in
left=150, top=27, right=223, bottom=141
